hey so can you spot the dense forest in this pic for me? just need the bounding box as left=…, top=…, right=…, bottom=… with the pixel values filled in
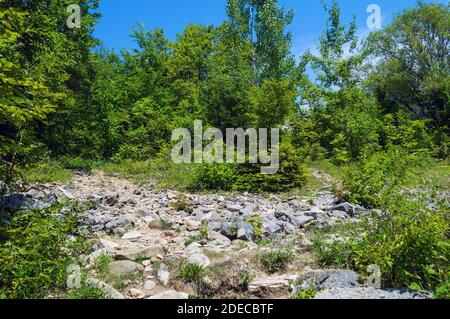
left=0, top=0, right=449, bottom=299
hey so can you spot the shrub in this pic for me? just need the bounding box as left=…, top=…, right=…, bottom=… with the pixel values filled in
left=185, top=221, right=209, bottom=245
left=236, top=270, right=253, bottom=289
left=292, top=288, right=317, bottom=300
left=193, top=163, right=236, bottom=191
left=342, top=149, right=431, bottom=208
left=352, top=199, right=449, bottom=295
left=0, top=202, right=91, bottom=298
left=244, top=214, right=264, bottom=240
left=233, top=143, right=309, bottom=192
left=312, top=198, right=449, bottom=297
left=260, top=250, right=295, bottom=274
left=93, top=253, right=115, bottom=276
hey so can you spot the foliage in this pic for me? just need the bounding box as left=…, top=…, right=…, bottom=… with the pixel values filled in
left=92, top=253, right=115, bottom=276
left=194, top=163, right=236, bottom=191
left=312, top=198, right=449, bottom=298
left=292, top=288, right=317, bottom=300
left=26, top=161, right=73, bottom=184
left=236, top=270, right=253, bottom=289
left=244, top=214, right=264, bottom=239
left=342, top=149, right=432, bottom=208
left=0, top=202, right=91, bottom=298
left=233, top=143, right=309, bottom=192
left=368, top=2, right=450, bottom=130
left=177, top=262, right=206, bottom=286
left=259, top=250, right=295, bottom=274
left=351, top=200, right=449, bottom=295
left=58, top=156, right=95, bottom=170
left=185, top=221, right=209, bottom=245
left=66, top=285, right=106, bottom=300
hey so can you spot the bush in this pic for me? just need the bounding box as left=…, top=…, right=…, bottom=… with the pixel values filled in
left=193, top=163, right=236, bottom=191
left=292, top=288, right=317, bottom=299
left=342, top=149, right=431, bottom=208
left=260, top=250, right=295, bottom=274
left=233, top=143, right=309, bottom=192
left=312, top=198, right=449, bottom=297
left=0, top=203, right=91, bottom=298
left=352, top=199, right=449, bottom=295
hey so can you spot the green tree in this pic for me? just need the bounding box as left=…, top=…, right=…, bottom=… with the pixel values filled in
left=168, top=24, right=216, bottom=120
left=368, top=2, right=449, bottom=129
left=0, top=0, right=100, bottom=203
left=295, top=0, right=381, bottom=162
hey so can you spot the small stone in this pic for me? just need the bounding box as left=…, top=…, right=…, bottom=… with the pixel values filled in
left=249, top=275, right=294, bottom=298
left=100, top=238, right=120, bottom=250
left=208, top=231, right=231, bottom=246
left=328, top=210, right=348, bottom=219
left=85, top=278, right=124, bottom=299
left=290, top=215, right=315, bottom=228
left=56, top=186, right=76, bottom=200
left=158, top=266, right=170, bottom=286
left=314, top=287, right=432, bottom=300
left=187, top=253, right=211, bottom=268
left=143, top=280, right=156, bottom=292
left=297, top=269, right=360, bottom=291
left=115, top=246, right=164, bottom=261
left=105, top=194, right=119, bottom=206
left=240, top=204, right=258, bottom=215
left=226, top=204, right=243, bottom=212
left=129, top=288, right=145, bottom=299
left=144, top=265, right=153, bottom=273
left=122, top=231, right=142, bottom=240
left=107, top=261, right=144, bottom=277
left=142, top=260, right=151, bottom=267
left=148, top=290, right=189, bottom=299
left=145, top=215, right=161, bottom=229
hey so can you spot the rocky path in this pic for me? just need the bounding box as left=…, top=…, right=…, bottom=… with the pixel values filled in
left=7, top=169, right=430, bottom=299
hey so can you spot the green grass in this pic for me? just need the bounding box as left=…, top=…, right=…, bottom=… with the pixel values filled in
left=93, top=253, right=115, bottom=277
left=98, top=159, right=200, bottom=189
left=66, top=285, right=106, bottom=299
left=26, top=161, right=73, bottom=184
left=259, top=250, right=295, bottom=274
left=176, top=262, right=206, bottom=285
left=292, top=288, right=317, bottom=299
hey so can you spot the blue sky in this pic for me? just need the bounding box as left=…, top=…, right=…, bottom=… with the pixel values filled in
left=94, top=0, right=446, bottom=57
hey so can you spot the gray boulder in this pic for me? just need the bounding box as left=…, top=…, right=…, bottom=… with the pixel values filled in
left=314, top=287, right=432, bottom=299
left=297, top=269, right=360, bottom=291
left=237, top=222, right=254, bottom=241
left=289, top=214, right=315, bottom=228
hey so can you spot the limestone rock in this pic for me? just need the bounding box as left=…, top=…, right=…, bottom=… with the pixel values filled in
left=85, top=278, right=125, bottom=299
left=148, top=290, right=189, bottom=299
left=107, top=261, right=144, bottom=277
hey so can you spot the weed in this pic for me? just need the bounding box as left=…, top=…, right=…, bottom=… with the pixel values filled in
left=260, top=250, right=295, bottom=274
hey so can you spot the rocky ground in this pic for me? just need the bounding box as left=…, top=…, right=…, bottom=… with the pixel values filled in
left=3, top=170, right=432, bottom=299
